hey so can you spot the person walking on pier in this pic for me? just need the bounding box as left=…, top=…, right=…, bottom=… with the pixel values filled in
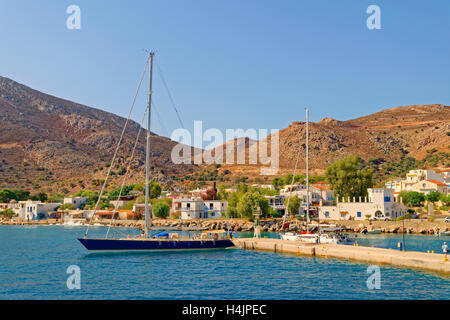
left=443, top=242, right=448, bottom=261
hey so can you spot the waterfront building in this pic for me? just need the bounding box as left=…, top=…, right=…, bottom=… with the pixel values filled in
left=318, top=188, right=407, bottom=221
left=63, top=196, right=87, bottom=209
left=15, top=200, right=60, bottom=220
left=280, top=183, right=334, bottom=206
left=385, top=169, right=448, bottom=195
left=265, top=195, right=286, bottom=215
left=172, top=198, right=227, bottom=219
left=410, top=180, right=448, bottom=195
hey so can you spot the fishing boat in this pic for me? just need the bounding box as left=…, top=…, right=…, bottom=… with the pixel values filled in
left=366, top=229, right=382, bottom=235
left=78, top=52, right=234, bottom=252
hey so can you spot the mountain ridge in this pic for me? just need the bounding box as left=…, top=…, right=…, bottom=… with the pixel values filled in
left=0, top=76, right=448, bottom=193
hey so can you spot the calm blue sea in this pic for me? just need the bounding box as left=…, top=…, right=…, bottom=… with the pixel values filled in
left=0, top=225, right=449, bottom=300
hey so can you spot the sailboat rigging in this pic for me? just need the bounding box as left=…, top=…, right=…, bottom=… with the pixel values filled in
left=280, top=109, right=355, bottom=245
left=78, top=52, right=234, bottom=251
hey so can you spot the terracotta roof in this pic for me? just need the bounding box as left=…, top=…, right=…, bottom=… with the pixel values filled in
left=426, top=180, right=447, bottom=186
left=313, top=185, right=330, bottom=190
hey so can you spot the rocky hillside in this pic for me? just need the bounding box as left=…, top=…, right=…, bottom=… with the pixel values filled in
left=0, top=76, right=199, bottom=194
left=217, top=104, right=450, bottom=179
left=0, top=76, right=448, bottom=193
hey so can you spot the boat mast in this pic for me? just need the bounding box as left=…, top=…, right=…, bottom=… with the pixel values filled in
left=144, top=51, right=154, bottom=238
left=306, top=108, right=309, bottom=233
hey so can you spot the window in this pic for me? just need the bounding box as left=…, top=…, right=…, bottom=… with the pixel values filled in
left=357, top=212, right=361, bottom=218
left=325, top=211, right=329, bottom=217
left=210, top=203, right=213, bottom=209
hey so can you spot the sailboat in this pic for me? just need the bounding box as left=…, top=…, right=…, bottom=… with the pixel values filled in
left=279, top=109, right=355, bottom=245
left=78, top=52, right=234, bottom=252
left=280, top=108, right=319, bottom=243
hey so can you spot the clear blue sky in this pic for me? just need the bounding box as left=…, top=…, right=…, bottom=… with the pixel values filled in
left=1, top=0, right=449, bottom=144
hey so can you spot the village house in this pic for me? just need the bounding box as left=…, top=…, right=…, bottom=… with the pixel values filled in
left=63, top=196, right=87, bottom=209
left=318, top=188, right=407, bottom=221
left=386, top=169, right=448, bottom=195
left=265, top=195, right=286, bottom=215
left=172, top=198, right=227, bottom=219
left=410, top=180, right=448, bottom=195
left=280, top=182, right=335, bottom=206
left=14, top=200, right=60, bottom=220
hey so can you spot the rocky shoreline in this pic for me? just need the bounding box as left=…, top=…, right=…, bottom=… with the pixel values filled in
left=1, top=218, right=449, bottom=235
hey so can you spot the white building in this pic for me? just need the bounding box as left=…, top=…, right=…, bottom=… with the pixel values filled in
left=280, top=183, right=334, bottom=206
left=318, top=188, right=407, bottom=221
left=252, top=184, right=275, bottom=190
left=386, top=169, right=447, bottom=195
left=63, top=196, right=87, bottom=209
left=172, top=198, right=227, bottom=219
left=265, top=195, right=286, bottom=214
left=409, top=180, right=448, bottom=195
left=16, top=200, right=60, bottom=220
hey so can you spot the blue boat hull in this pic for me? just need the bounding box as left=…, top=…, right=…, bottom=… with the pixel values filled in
left=78, top=238, right=234, bottom=251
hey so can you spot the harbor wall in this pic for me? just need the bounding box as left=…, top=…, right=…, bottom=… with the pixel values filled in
left=232, top=238, right=450, bottom=274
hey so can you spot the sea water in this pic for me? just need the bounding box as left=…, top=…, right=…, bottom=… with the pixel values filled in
left=0, top=225, right=448, bottom=300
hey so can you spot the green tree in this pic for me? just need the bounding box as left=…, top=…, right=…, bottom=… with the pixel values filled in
left=283, top=174, right=294, bottom=186
left=236, top=192, right=269, bottom=219
left=37, top=192, right=47, bottom=203
left=100, top=202, right=113, bottom=210
left=406, top=192, right=425, bottom=206
left=0, top=208, right=15, bottom=218
left=426, top=191, right=441, bottom=203
left=217, top=184, right=228, bottom=200
left=236, top=183, right=248, bottom=194
left=151, top=183, right=162, bottom=199
left=0, top=189, right=17, bottom=203
left=325, top=156, right=373, bottom=199
left=14, top=190, right=30, bottom=201
left=271, top=177, right=284, bottom=190
left=285, top=195, right=301, bottom=214
left=59, top=203, right=75, bottom=210
left=152, top=201, right=170, bottom=219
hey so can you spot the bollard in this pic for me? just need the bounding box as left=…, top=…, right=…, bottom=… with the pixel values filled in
left=397, top=242, right=402, bottom=251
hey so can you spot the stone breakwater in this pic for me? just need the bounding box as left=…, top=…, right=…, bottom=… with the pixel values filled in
left=1, top=218, right=449, bottom=235
left=233, top=238, right=450, bottom=274
left=147, top=219, right=450, bottom=235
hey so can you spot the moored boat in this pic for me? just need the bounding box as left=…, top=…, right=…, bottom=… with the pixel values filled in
left=78, top=52, right=234, bottom=252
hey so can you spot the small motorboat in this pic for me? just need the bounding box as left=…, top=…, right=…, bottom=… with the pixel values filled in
left=366, top=229, right=382, bottom=234
left=280, top=231, right=319, bottom=243
left=319, top=232, right=356, bottom=245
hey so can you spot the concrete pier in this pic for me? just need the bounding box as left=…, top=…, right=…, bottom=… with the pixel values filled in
left=232, top=238, right=450, bottom=274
